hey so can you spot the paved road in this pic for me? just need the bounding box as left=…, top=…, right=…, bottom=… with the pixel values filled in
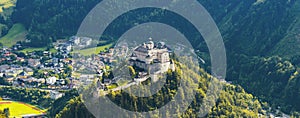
left=112, top=82, right=137, bottom=91
left=112, top=76, right=149, bottom=91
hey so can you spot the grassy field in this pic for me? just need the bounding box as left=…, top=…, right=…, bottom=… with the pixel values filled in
left=0, top=23, right=27, bottom=47
left=0, top=0, right=16, bottom=13
left=0, top=101, right=45, bottom=117
left=18, top=47, right=47, bottom=53
left=18, top=47, right=57, bottom=53
left=72, top=43, right=113, bottom=56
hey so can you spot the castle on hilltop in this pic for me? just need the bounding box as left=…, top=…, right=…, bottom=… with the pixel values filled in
left=129, top=38, right=175, bottom=74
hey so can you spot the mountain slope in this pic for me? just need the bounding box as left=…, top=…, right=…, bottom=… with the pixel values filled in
left=271, top=0, right=300, bottom=58
left=0, top=0, right=15, bottom=39
left=9, top=0, right=300, bottom=57
left=199, top=0, right=300, bottom=114
left=11, top=0, right=102, bottom=47
left=54, top=65, right=265, bottom=118
left=4, top=0, right=300, bottom=115
left=202, top=0, right=296, bottom=56
left=10, top=0, right=300, bottom=57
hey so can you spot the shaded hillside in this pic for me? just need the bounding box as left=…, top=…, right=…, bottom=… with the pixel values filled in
left=271, top=0, right=300, bottom=58
left=12, top=0, right=102, bottom=47
left=55, top=85, right=264, bottom=118
left=227, top=55, right=300, bottom=113
left=10, top=0, right=300, bottom=56
left=6, top=0, right=300, bottom=115
left=201, top=0, right=297, bottom=56
left=0, top=0, right=15, bottom=38
left=55, top=64, right=264, bottom=118
left=199, top=0, right=300, bottom=114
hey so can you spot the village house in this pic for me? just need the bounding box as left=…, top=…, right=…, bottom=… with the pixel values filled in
left=5, top=76, right=14, bottom=83
left=56, top=43, right=72, bottom=52
left=50, top=90, right=64, bottom=99
left=79, top=74, right=95, bottom=85
left=81, top=37, right=92, bottom=46
left=46, top=77, right=57, bottom=85
left=64, top=43, right=72, bottom=52
left=70, top=36, right=81, bottom=45
left=70, top=36, right=93, bottom=48
left=18, top=71, right=29, bottom=79
left=0, top=65, right=9, bottom=73
left=5, top=68, right=22, bottom=77
left=0, top=73, right=4, bottom=77
left=43, top=51, right=51, bottom=55
left=28, top=59, right=41, bottom=67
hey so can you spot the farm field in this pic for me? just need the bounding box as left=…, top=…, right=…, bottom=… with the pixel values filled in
left=0, top=101, right=45, bottom=118
left=0, top=23, right=27, bottom=47
left=18, top=47, right=57, bottom=54
left=0, top=0, right=16, bottom=13
left=72, top=43, right=113, bottom=56
left=18, top=47, right=47, bottom=53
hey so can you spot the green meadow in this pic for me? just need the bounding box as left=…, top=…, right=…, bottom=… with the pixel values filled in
left=72, top=43, right=113, bottom=56
left=0, top=23, right=27, bottom=47
left=0, top=101, right=45, bottom=117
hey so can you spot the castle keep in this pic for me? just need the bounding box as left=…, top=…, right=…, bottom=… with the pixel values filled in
left=130, top=39, right=175, bottom=74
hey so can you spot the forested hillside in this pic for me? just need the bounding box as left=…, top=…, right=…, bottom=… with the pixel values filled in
left=12, top=0, right=102, bottom=47
left=1, top=0, right=300, bottom=117
left=204, top=0, right=300, bottom=114
left=227, top=55, right=300, bottom=112
left=55, top=85, right=264, bottom=118
left=9, top=0, right=300, bottom=56
left=8, top=0, right=300, bottom=56
left=55, top=63, right=265, bottom=118
left=0, top=0, right=15, bottom=38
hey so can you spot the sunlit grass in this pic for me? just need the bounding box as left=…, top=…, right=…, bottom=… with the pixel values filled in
left=18, top=47, right=47, bottom=53
left=0, top=23, right=27, bottom=47
left=18, top=47, right=57, bottom=54
left=0, top=101, right=45, bottom=117
left=0, top=0, right=16, bottom=13
left=72, top=43, right=113, bottom=56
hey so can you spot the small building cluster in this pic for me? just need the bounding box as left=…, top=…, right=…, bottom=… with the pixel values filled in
left=70, top=36, right=93, bottom=48
left=0, top=35, right=178, bottom=97
left=54, top=36, right=93, bottom=53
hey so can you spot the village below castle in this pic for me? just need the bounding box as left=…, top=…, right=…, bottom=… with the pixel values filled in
left=0, top=36, right=178, bottom=99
